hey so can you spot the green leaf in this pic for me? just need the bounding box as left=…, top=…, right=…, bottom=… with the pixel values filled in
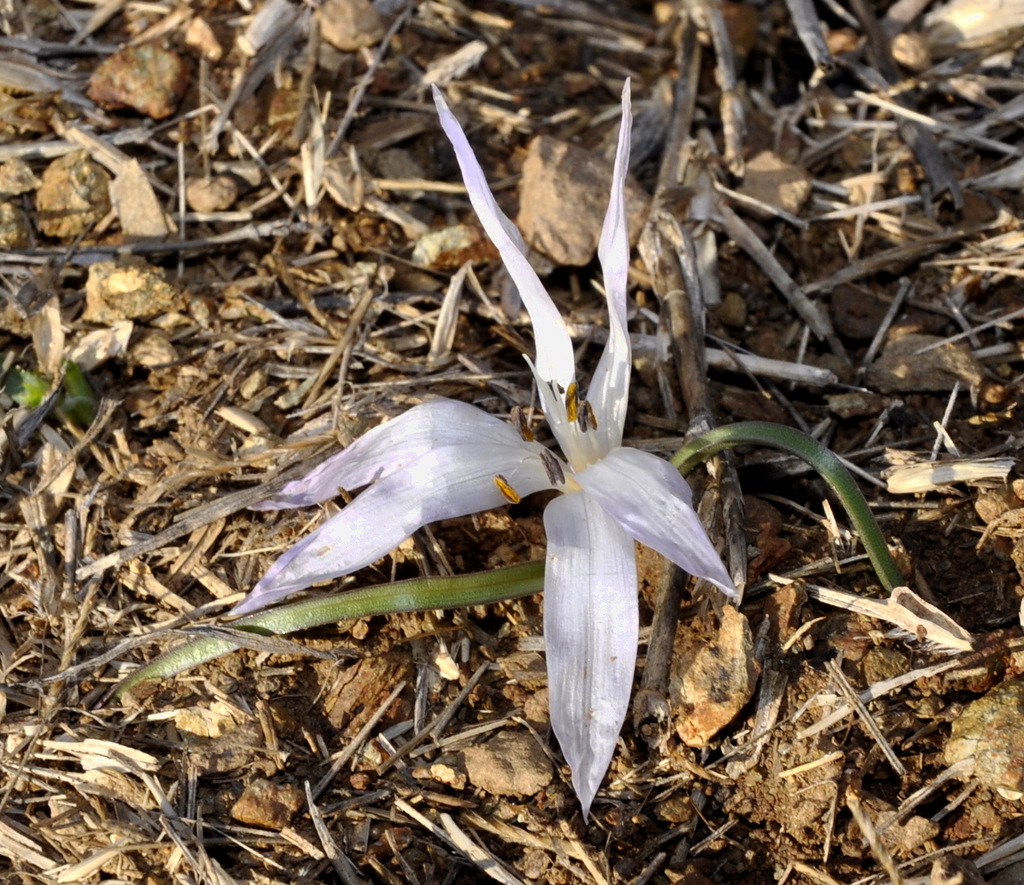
left=115, top=559, right=546, bottom=700
left=5, top=366, right=51, bottom=409
left=59, top=361, right=97, bottom=427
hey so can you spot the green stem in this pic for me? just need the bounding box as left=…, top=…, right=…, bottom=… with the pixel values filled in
left=671, top=421, right=902, bottom=593
left=117, top=421, right=902, bottom=698
left=115, top=560, right=545, bottom=700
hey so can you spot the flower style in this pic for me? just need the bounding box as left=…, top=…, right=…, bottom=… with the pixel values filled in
left=233, top=81, right=736, bottom=818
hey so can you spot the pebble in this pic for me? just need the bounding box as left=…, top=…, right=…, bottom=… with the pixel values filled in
left=737, top=150, right=812, bottom=216
left=83, top=260, right=184, bottom=323
left=185, top=175, right=239, bottom=213
left=944, top=677, right=1024, bottom=798
left=516, top=134, right=648, bottom=266
left=0, top=202, right=30, bottom=248
left=317, top=0, right=385, bottom=51
left=131, top=329, right=179, bottom=368
left=714, top=291, right=747, bottom=328
left=830, top=286, right=889, bottom=342
left=866, top=333, right=984, bottom=393
left=36, top=151, right=111, bottom=238
left=412, top=224, right=492, bottom=270
left=87, top=44, right=190, bottom=119
left=0, top=158, right=40, bottom=197
left=671, top=606, right=759, bottom=747
left=461, top=729, right=553, bottom=797
left=230, top=778, right=304, bottom=828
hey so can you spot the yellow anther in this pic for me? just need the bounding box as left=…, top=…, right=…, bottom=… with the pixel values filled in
left=565, top=382, right=579, bottom=423
left=583, top=400, right=597, bottom=431
left=494, top=474, right=521, bottom=504
left=511, top=405, right=534, bottom=442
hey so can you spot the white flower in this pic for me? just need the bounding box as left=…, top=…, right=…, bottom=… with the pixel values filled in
left=233, top=81, right=736, bottom=818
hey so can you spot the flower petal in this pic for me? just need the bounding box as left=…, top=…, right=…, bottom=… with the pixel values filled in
left=234, top=443, right=553, bottom=614
left=588, top=80, right=634, bottom=451
left=576, top=446, right=737, bottom=599
left=543, top=491, right=638, bottom=819
left=254, top=399, right=529, bottom=511
left=432, top=86, right=575, bottom=390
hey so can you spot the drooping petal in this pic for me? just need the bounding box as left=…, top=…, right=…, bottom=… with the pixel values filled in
left=254, top=399, right=529, bottom=511
left=588, top=80, right=634, bottom=452
left=543, top=491, right=638, bottom=819
left=432, top=86, right=575, bottom=390
left=234, top=443, right=553, bottom=614
left=576, top=446, right=737, bottom=599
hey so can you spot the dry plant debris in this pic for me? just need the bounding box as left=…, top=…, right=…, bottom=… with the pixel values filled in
left=2, top=0, right=1024, bottom=882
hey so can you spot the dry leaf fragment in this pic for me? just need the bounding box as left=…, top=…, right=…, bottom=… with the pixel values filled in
left=802, top=582, right=974, bottom=653
left=885, top=457, right=1016, bottom=494
left=110, top=159, right=172, bottom=238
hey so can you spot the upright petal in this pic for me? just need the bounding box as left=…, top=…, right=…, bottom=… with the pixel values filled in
left=432, top=86, right=575, bottom=390
left=576, top=446, right=737, bottom=599
left=234, top=443, right=553, bottom=614
left=588, top=81, right=634, bottom=451
left=254, top=399, right=528, bottom=511
left=543, top=491, right=638, bottom=819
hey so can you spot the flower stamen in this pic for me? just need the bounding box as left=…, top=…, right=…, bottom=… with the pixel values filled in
left=579, top=400, right=598, bottom=432
left=494, top=474, right=521, bottom=504
left=565, top=382, right=579, bottom=423
left=540, top=449, right=566, bottom=487
left=511, top=405, right=534, bottom=442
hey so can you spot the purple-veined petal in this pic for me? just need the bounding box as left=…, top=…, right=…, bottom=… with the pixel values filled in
left=576, top=446, right=737, bottom=599
left=234, top=442, right=553, bottom=614
left=543, top=490, right=638, bottom=819
left=254, top=399, right=527, bottom=511
left=588, top=80, right=633, bottom=452
left=432, top=86, right=575, bottom=390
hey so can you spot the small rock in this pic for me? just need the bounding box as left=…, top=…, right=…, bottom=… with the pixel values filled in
left=36, top=152, right=111, bottom=238
left=671, top=606, right=759, bottom=747
left=737, top=150, right=812, bottom=216
left=861, top=647, right=910, bottom=686
left=185, top=175, right=239, bottom=213
left=317, top=0, right=385, bottom=51
left=324, top=651, right=412, bottom=734
left=83, top=261, right=184, bottom=323
left=0, top=202, right=30, bottom=248
left=945, top=677, right=1024, bottom=797
left=0, top=158, right=40, bottom=197
left=230, top=778, right=304, bottom=828
left=974, top=488, right=1020, bottom=525
left=184, top=15, right=223, bottom=61
left=411, top=761, right=467, bottom=790
left=88, top=44, right=190, bottom=119
left=826, top=391, right=889, bottom=419
left=461, top=730, right=553, bottom=797
left=516, top=135, right=648, bottom=266
left=412, top=224, right=494, bottom=270
left=110, top=159, right=171, bottom=238
left=892, top=32, right=932, bottom=72
left=830, top=286, right=888, bottom=342
left=131, top=329, right=179, bottom=368
left=714, top=291, right=747, bottom=328
left=867, top=333, right=984, bottom=393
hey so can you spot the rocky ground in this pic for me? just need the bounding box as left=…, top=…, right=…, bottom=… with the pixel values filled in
left=2, top=0, right=1024, bottom=883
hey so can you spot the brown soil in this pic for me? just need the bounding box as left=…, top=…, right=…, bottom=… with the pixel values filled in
left=2, top=1, right=1024, bottom=883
